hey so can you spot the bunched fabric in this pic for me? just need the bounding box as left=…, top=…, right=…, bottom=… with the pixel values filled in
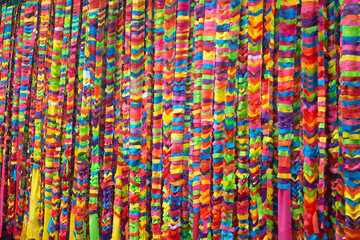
left=0, top=0, right=359, bottom=239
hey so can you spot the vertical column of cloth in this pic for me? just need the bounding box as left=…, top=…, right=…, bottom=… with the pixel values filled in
left=182, top=3, right=194, bottom=239
left=183, top=2, right=195, bottom=239
left=0, top=4, right=13, bottom=236
left=316, top=0, right=327, bottom=237
left=335, top=39, right=345, bottom=240
left=95, top=0, right=107, bottom=236
left=0, top=5, right=6, bottom=235
left=1, top=28, right=11, bottom=238
left=10, top=4, right=29, bottom=238
left=325, top=7, right=337, bottom=236
left=191, top=0, right=204, bottom=238
left=43, top=0, right=63, bottom=237
left=290, top=4, right=302, bottom=238
left=102, top=0, right=117, bottom=239
left=212, top=0, right=229, bottom=238
left=120, top=0, right=132, bottom=237
left=44, top=0, right=65, bottom=238
left=113, top=1, right=127, bottom=237
left=43, top=10, right=53, bottom=236
left=144, top=0, right=154, bottom=237
left=27, top=0, right=51, bottom=236
left=87, top=0, right=100, bottom=238
left=188, top=2, right=195, bottom=237
left=5, top=5, right=17, bottom=235
left=99, top=18, right=107, bottom=218
left=0, top=4, right=17, bottom=237
left=332, top=0, right=341, bottom=234
left=170, top=0, right=190, bottom=238
left=95, top=0, right=107, bottom=237
left=221, top=0, right=239, bottom=238
left=335, top=1, right=346, bottom=234
left=26, top=6, right=36, bottom=239
left=42, top=0, right=65, bottom=238
left=48, top=0, right=71, bottom=238
left=189, top=11, right=195, bottom=239
left=161, top=0, right=176, bottom=237
left=0, top=10, right=7, bottom=220
left=248, top=0, right=263, bottom=238
left=22, top=29, right=37, bottom=239
left=272, top=5, right=280, bottom=237
left=140, top=1, right=152, bottom=236
left=39, top=1, right=51, bottom=235
left=25, top=3, right=37, bottom=240
left=277, top=0, right=298, bottom=239
left=23, top=16, right=32, bottom=238
left=0, top=5, right=14, bottom=238
left=151, top=0, right=165, bottom=238
left=261, top=0, right=275, bottom=236
left=139, top=10, right=150, bottom=235
left=23, top=28, right=38, bottom=238
left=88, top=0, right=101, bottom=238
left=325, top=0, right=339, bottom=235
left=13, top=5, right=25, bottom=240
left=112, top=0, right=123, bottom=238
left=237, top=0, right=250, bottom=237
left=70, top=0, right=87, bottom=238
left=336, top=1, right=345, bottom=237
left=15, top=1, right=38, bottom=239
left=99, top=23, right=107, bottom=232
left=129, top=0, right=145, bottom=238
left=217, top=0, right=232, bottom=239
left=301, top=0, right=320, bottom=237
left=58, top=0, right=81, bottom=238
left=211, top=1, right=230, bottom=239
left=88, top=0, right=100, bottom=238
left=199, top=0, right=216, bottom=238
left=340, top=1, right=360, bottom=238
left=75, top=0, right=93, bottom=237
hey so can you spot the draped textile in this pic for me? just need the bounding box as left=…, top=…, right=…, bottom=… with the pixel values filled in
left=0, top=0, right=359, bottom=239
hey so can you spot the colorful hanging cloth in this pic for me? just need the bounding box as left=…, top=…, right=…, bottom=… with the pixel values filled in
left=0, top=0, right=358, bottom=239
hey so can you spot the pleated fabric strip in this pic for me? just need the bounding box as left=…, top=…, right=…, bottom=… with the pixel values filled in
left=340, top=0, right=360, bottom=239
left=0, top=0, right=358, bottom=240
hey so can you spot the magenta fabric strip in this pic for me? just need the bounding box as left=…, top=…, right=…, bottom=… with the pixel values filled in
left=278, top=189, right=292, bottom=240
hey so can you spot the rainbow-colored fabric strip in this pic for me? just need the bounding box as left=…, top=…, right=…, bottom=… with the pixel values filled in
left=0, top=0, right=359, bottom=239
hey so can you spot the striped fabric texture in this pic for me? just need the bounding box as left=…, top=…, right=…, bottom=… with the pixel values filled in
left=0, top=0, right=359, bottom=239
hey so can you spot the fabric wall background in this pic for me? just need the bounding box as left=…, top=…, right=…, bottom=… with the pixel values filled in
left=0, top=0, right=359, bottom=239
